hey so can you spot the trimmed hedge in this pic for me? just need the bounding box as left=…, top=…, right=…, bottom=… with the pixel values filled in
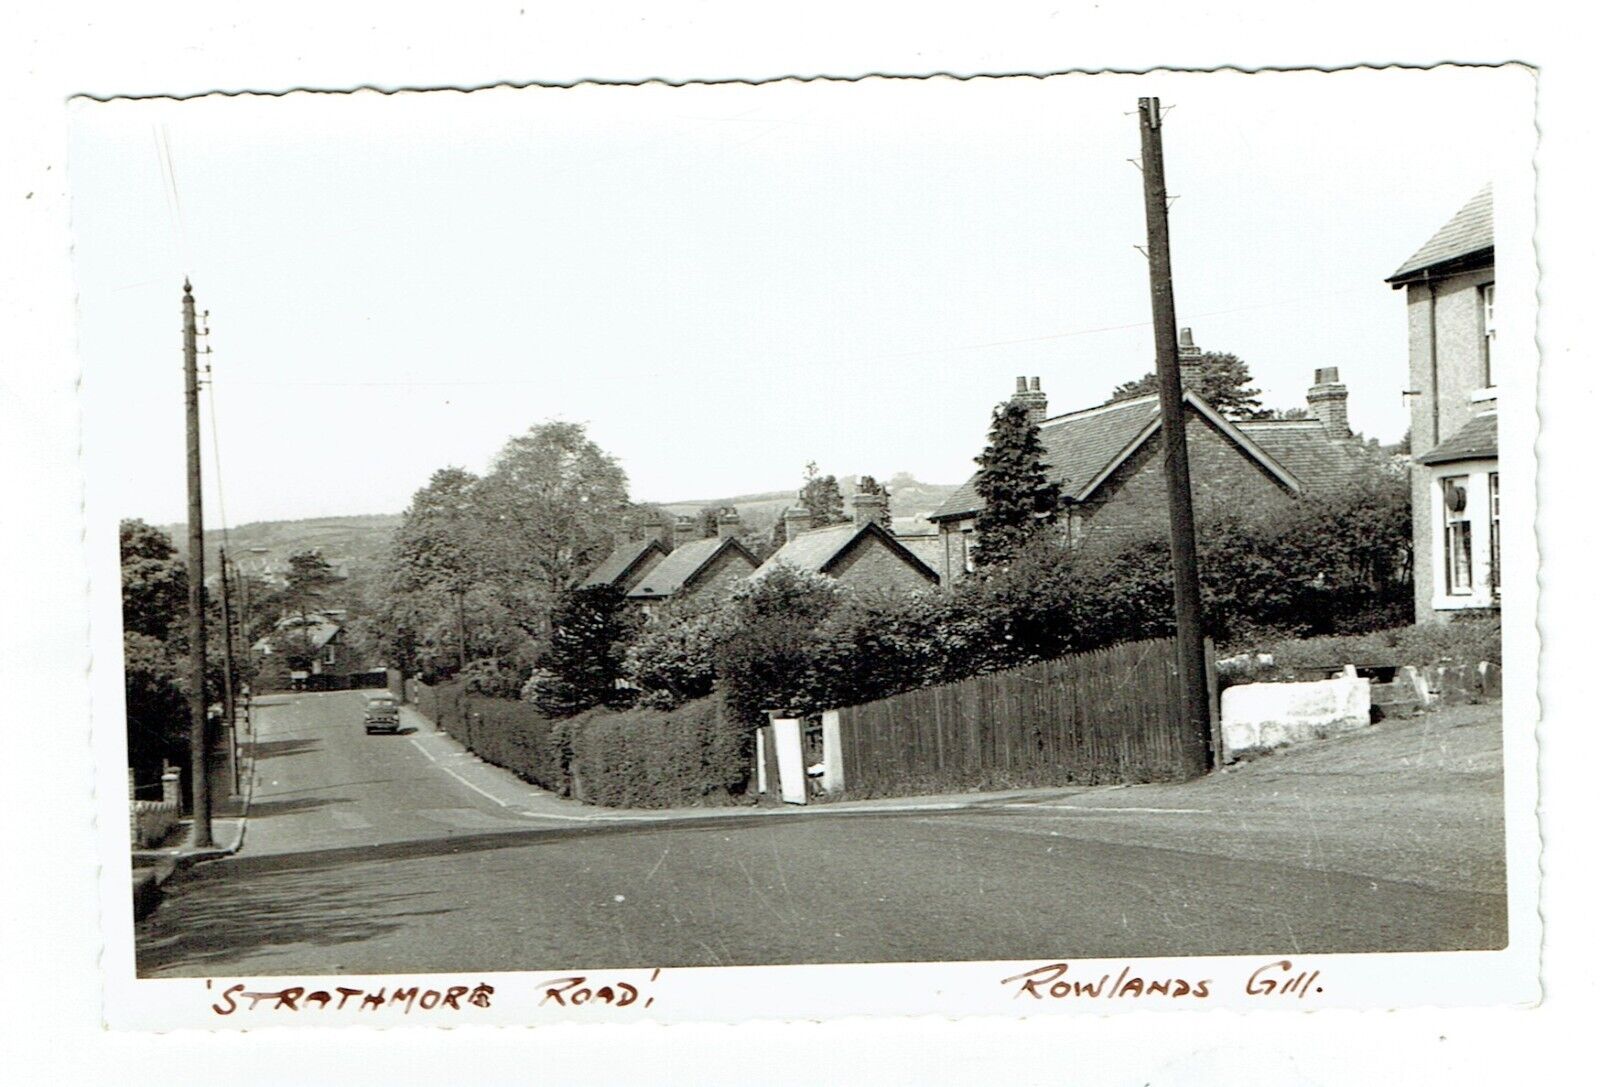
left=569, top=697, right=752, bottom=809
left=412, top=683, right=750, bottom=808
left=415, top=680, right=571, bottom=795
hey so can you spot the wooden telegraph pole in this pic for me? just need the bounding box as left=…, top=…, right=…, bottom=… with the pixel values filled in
left=183, top=279, right=214, bottom=846
left=1136, top=97, right=1212, bottom=777
left=218, top=546, right=239, bottom=794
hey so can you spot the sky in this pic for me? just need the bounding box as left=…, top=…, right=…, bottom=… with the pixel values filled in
left=69, top=67, right=1532, bottom=527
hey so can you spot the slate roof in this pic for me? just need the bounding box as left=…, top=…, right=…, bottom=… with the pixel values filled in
left=895, top=532, right=944, bottom=572
left=933, top=392, right=1329, bottom=522
left=1235, top=419, right=1378, bottom=492
left=1387, top=185, right=1493, bottom=284
left=582, top=538, right=665, bottom=589
left=627, top=537, right=757, bottom=600
left=256, top=614, right=341, bottom=651
left=932, top=395, right=1165, bottom=521
left=753, top=521, right=939, bottom=583
left=1416, top=411, right=1498, bottom=465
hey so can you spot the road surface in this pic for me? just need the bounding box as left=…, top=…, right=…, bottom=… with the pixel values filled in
left=136, top=690, right=1507, bottom=976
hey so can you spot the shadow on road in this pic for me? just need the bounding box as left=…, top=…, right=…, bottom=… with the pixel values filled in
left=248, top=737, right=323, bottom=761
left=137, top=865, right=455, bottom=976
left=245, top=795, right=354, bottom=819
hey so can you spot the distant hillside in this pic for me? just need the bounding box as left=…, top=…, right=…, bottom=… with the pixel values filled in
left=148, top=473, right=960, bottom=582
left=160, top=513, right=402, bottom=583
left=658, top=473, right=960, bottom=535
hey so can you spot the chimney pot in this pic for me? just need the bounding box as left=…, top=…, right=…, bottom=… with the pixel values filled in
left=716, top=509, right=742, bottom=540
left=1306, top=368, right=1351, bottom=437
left=1009, top=376, right=1049, bottom=426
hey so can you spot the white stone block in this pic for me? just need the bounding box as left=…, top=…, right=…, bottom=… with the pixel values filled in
left=1220, top=675, right=1372, bottom=761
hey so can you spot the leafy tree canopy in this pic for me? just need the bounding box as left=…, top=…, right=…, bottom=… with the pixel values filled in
left=1110, top=351, right=1267, bottom=420
left=477, top=422, right=632, bottom=622
left=120, top=519, right=187, bottom=641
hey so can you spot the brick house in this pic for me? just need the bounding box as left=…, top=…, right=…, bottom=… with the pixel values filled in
left=582, top=515, right=676, bottom=595
left=1385, top=184, right=1499, bottom=622
left=753, top=493, right=940, bottom=593
left=929, top=342, right=1378, bottom=582
left=624, top=511, right=760, bottom=615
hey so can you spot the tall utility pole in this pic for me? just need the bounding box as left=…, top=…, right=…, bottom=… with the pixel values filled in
left=236, top=558, right=252, bottom=736
left=183, top=279, right=213, bottom=846
left=218, top=546, right=239, bottom=794
left=1136, top=97, right=1212, bottom=778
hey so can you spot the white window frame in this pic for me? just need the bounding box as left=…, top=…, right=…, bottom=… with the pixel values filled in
left=1430, top=460, right=1500, bottom=612
left=1480, top=282, right=1496, bottom=388
left=1441, top=475, right=1473, bottom=597
left=1489, top=471, right=1501, bottom=599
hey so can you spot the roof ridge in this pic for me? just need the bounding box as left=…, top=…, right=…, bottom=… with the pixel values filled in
left=1041, top=394, right=1158, bottom=427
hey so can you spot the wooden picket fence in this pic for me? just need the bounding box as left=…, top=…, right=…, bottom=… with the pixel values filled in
left=834, top=637, right=1214, bottom=796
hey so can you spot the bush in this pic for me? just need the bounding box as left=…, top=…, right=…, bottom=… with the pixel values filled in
left=714, top=565, right=844, bottom=729
left=1250, top=618, right=1501, bottom=676
left=569, top=697, right=751, bottom=808
left=621, top=598, right=724, bottom=709
left=458, top=657, right=524, bottom=699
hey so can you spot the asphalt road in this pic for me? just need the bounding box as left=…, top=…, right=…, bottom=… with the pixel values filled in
left=136, top=690, right=1507, bottom=976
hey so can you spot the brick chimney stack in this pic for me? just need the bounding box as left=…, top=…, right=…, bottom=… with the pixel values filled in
left=673, top=516, right=700, bottom=549
left=644, top=512, right=674, bottom=552
left=716, top=509, right=742, bottom=540
left=1177, top=327, right=1204, bottom=391
left=1011, top=375, right=1049, bottom=426
left=1306, top=366, right=1351, bottom=436
left=850, top=490, right=888, bottom=528
left=783, top=506, right=813, bottom=540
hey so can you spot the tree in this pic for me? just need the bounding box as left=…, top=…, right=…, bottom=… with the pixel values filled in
left=120, top=520, right=191, bottom=782
left=529, top=584, right=642, bottom=717
left=388, top=467, right=488, bottom=670
left=1110, top=351, right=1268, bottom=419
left=476, top=422, right=632, bottom=638
left=120, top=519, right=188, bottom=641
left=799, top=461, right=846, bottom=527
left=971, top=400, right=1064, bottom=568
left=855, top=474, right=894, bottom=530
left=282, top=550, right=337, bottom=621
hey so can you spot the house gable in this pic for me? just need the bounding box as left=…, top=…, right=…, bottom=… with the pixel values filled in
left=1071, top=408, right=1303, bottom=549
left=583, top=538, right=669, bottom=593
left=755, top=521, right=938, bottom=591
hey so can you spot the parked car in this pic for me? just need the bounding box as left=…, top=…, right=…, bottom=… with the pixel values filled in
left=363, top=693, right=401, bottom=735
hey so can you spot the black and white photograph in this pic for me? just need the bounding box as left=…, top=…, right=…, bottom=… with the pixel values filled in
left=71, top=65, right=1539, bottom=1028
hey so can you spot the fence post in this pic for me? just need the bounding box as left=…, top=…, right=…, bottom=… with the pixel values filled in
left=771, top=717, right=807, bottom=805
left=821, top=709, right=845, bottom=795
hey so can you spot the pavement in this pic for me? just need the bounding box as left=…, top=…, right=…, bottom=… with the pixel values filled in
left=134, top=689, right=1507, bottom=976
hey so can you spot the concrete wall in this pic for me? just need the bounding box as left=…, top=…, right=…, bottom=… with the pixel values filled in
left=1220, top=672, right=1372, bottom=762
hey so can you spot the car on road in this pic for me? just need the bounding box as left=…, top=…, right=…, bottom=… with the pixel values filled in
left=363, top=693, right=401, bottom=734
